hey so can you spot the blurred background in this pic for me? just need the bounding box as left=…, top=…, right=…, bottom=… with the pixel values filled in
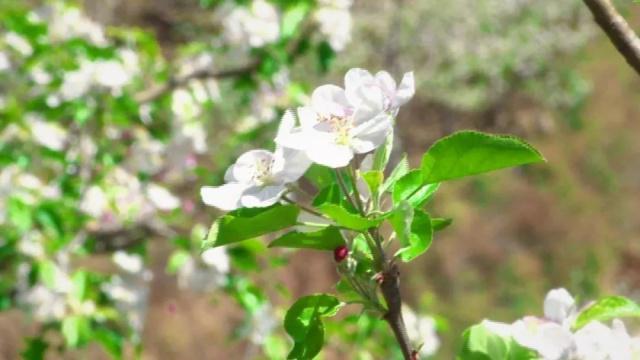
left=1, top=0, right=639, bottom=359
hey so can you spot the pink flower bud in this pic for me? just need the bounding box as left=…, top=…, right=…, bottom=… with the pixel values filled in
left=333, top=245, right=348, bottom=262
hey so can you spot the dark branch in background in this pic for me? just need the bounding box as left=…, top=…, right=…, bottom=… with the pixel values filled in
left=582, top=0, right=640, bottom=76
left=134, top=61, right=260, bottom=103
left=134, top=23, right=316, bottom=103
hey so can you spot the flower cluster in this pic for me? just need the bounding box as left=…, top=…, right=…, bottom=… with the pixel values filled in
left=482, top=288, right=640, bottom=359
left=201, top=68, right=413, bottom=211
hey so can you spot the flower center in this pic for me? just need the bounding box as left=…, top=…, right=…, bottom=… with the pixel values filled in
left=323, top=115, right=353, bottom=145
left=252, top=157, right=274, bottom=186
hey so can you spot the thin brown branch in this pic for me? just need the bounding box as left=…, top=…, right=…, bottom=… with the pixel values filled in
left=380, top=263, right=414, bottom=360
left=134, top=61, right=260, bottom=103
left=582, top=0, right=640, bottom=76
left=135, top=23, right=316, bottom=103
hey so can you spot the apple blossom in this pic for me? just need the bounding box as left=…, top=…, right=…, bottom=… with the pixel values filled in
left=344, top=68, right=415, bottom=115
left=276, top=82, right=393, bottom=168
left=222, top=0, right=280, bottom=48
left=201, top=111, right=310, bottom=211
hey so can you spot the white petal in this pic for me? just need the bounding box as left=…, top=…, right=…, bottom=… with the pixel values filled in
left=543, top=288, right=576, bottom=324
left=395, top=71, right=415, bottom=107
left=226, top=149, right=273, bottom=183
left=351, top=113, right=393, bottom=153
left=275, top=127, right=312, bottom=150
left=297, top=106, right=319, bottom=129
left=200, top=183, right=249, bottom=211
left=306, top=142, right=353, bottom=168
left=481, top=320, right=513, bottom=338
left=311, top=84, right=350, bottom=118
left=240, top=185, right=286, bottom=208
left=375, top=70, right=397, bottom=94
left=573, top=321, right=620, bottom=359
left=344, top=68, right=374, bottom=104
left=276, top=110, right=296, bottom=139
left=272, top=147, right=311, bottom=183
left=512, top=317, right=573, bottom=360
left=349, top=85, right=385, bottom=124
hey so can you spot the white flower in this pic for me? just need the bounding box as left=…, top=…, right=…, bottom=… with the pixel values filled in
left=94, top=60, right=131, bottom=91
left=45, top=5, right=107, bottom=45
left=403, top=305, right=440, bottom=357
left=344, top=68, right=415, bottom=115
left=59, top=61, right=95, bottom=100
left=314, top=1, right=352, bottom=51
left=201, top=247, right=230, bottom=274
left=146, top=184, right=180, bottom=211
left=277, top=81, right=392, bottom=168
left=19, top=285, right=67, bottom=321
left=80, top=185, right=109, bottom=218
left=102, top=274, right=150, bottom=333
left=5, top=32, right=33, bottom=56
left=18, top=231, right=45, bottom=259
left=201, top=111, right=310, bottom=211
left=113, top=251, right=145, bottom=274
left=571, top=321, right=624, bottom=360
left=0, top=52, right=11, bottom=71
left=511, top=316, right=573, bottom=360
left=177, top=256, right=226, bottom=292
left=543, top=288, right=576, bottom=326
left=28, top=116, right=68, bottom=151
left=223, top=0, right=280, bottom=48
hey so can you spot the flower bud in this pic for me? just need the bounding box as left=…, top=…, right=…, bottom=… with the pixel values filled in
left=333, top=245, right=348, bottom=262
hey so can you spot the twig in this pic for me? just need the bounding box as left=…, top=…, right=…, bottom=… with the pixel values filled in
left=582, top=0, right=640, bottom=76
left=282, top=195, right=323, bottom=217
left=380, top=263, right=414, bottom=360
left=135, top=22, right=316, bottom=103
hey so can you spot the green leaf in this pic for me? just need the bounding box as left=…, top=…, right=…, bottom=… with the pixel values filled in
left=421, top=131, right=545, bottom=183
left=166, top=250, right=190, bottom=274
left=305, top=164, right=335, bottom=190
left=573, top=296, right=640, bottom=329
left=316, top=204, right=382, bottom=231
left=381, top=154, right=409, bottom=193
left=202, top=205, right=300, bottom=249
left=432, top=218, right=453, bottom=232
left=269, top=226, right=345, bottom=250
left=94, top=328, right=123, bottom=359
left=285, top=294, right=344, bottom=360
left=72, top=271, right=88, bottom=301
left=390, top=203, right=433, bottom=262
left=312, top=184, right=356, bottom=212
left=372, top=133, right=393, bottom=172
left=362, top=170, right=384, bottom=196
left=459, top=324, right=537, bottom=360
left=21, top=337, right=48, bottom=360
left=61, top=316, right=90, bottom=348
left=392, top=170, right=440, bottom=208
left=281, top=3, right=310, bottom=39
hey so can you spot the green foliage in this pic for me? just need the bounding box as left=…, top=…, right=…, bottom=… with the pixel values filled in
left=392, top=170, right=440, bottom=208
left=269, top=226, right=346, bottom=250
left=203, top=205, right=300, bottom=248
left=316, top=203, right=383, bottom=231
left=458, top=324, right=537, bottom=360
left=284, top=294, right=344, bottom=359
left=421, top=131, right=545, bottom=184
left=573, top=296, right=640, bottom=330
left=389, top=202, right=433, bottom=262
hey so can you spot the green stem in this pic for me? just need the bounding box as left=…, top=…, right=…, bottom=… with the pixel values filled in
left=282, top=194, right=323, bottom=217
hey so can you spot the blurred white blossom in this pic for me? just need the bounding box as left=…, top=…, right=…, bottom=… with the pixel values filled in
left=5, top=32, right=33, bottom=56
left=314, top=0, right=353, bottom=51
left=28, top=116, right=68, bottom=151
left=403, top=305, right=440, bottom=357
left=222, top=0, right=280, bottom=48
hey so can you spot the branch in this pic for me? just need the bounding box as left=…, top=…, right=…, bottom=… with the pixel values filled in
left=134, top=23, right=316, bottom=103
left=134, top=61, right=260, bottom=103
left=582, top=0, right=640, bottom=76
left=380, top=263, right=415, bottom=360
